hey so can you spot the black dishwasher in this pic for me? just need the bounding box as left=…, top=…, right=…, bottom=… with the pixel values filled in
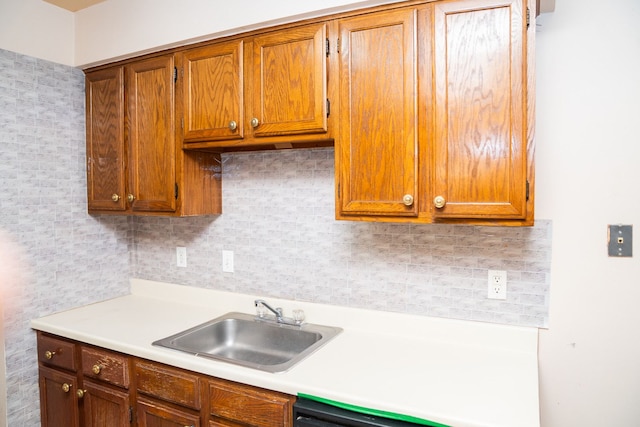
left=293, top=397, right=429, bottom=427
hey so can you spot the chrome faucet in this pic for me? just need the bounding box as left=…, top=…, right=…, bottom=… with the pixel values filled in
left=254, top=299, right=305, bottom=326
left=255, top=299, right=283, bottom=321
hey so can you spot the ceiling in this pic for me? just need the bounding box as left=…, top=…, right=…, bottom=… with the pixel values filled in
left=42, top=0, right=108, bottom=12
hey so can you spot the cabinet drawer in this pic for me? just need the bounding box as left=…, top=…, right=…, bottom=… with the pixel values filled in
left=81, top=346, right=130, bottom=389
left=37, top=333, right=77, bottom=372
left=209, top=378, right=294, bottom=427
left=135, top=360, right=202, bottom=410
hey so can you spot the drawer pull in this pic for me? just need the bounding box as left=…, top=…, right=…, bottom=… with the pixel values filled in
left=61, top=383, right=71, bottom=393
left=76, top=389, right=86, bottom=399
left=92, top=364, right=103, bottom=375
left=44, top=350, right=56, bottom=359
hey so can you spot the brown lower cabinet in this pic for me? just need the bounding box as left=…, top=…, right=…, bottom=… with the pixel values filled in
left=36, top=332, right=296, bottom=427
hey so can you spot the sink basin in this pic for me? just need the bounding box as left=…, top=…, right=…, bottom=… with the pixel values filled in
left=152, top=312, right=342, bottom=373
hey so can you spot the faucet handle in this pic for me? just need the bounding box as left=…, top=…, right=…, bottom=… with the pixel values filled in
left=256, top=301, right=267, bottom=318
left=292, top=309, right=305, bottom=324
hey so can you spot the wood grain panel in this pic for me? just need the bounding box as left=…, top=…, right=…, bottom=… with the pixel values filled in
left=82, top=379, right=130, bottom=427
left=208, top=377, right=295, bottom=427
left=37, top=333, right=78, bottom=372
left=86, top=67, right=126, bottom=211
left=125, top=55, right=177, bottom=213
left=38, top=366, right=80, bottom=427
left=251, top=23, right=327, bottom=136
left=81, top=346, right=130, bottom=389
left=337, top=8, right=418, bottom=217
left=137, top=396, right=201, bottom=427
left=180, top=40, right=244, bottom=142
left=433, top=0, right=527, bottom=219
left=135, top=360, right=201, bottom=410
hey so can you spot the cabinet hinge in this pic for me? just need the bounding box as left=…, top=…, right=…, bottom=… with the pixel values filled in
left=327, top=99, right=330, bottom=117
left=526, top=7, right=530, bottom=28
left=181, top=117, right=184, bottom=129
left=337, top=182, right=340, bottom=198
left=173, top=66, right=178, bottom=83
left=326, top=38, right=330, bottom=57
left=336, top=38, right=340, bottom=54
left=129, top=406, right=133, bottom=423
left=175, top=183, right=179, bottom=200
left=526, top=180, right=530, bottom=201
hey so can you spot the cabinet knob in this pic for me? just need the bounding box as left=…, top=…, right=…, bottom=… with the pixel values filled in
left=44, top=350, right=56, bottom=360
left=92, top=364, right=103, bottom=375
left=111, top=194, right=120, bottom=202
left=402, top=194, right=414, bottom=206
left=250, top=117, right=260, bottom=128
left=61, top=383, right=71, bottom=393
left=127, top=194, right=135, bottom=203
left=434, top=196, right=446, bottom=209
left=76, top=389, right=86, bottom=399
left=228, top=120, right=238, bottom=131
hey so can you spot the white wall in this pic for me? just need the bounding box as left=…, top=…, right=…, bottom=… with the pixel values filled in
left=2, top=0, right=640, bottom=425
left=535, top=0, right=640, bottom=425
left=0, top=0, right=74, bottom=66
left=74, top=0, right=404, bottom=67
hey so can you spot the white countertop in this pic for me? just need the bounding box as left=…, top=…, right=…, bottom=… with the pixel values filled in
left=31, top=279, right=540, bottom=427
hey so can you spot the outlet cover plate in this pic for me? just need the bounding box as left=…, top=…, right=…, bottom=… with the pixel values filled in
left=487, top=269, right=507, bottom=300
left=608, top=224, right=632, bottom=257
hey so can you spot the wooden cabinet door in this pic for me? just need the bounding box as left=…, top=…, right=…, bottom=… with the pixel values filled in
left=249, top=23, right=328, bottom=137
left=38, top=366, right=80, bottom=427
left=125, top=55, right=177, bottom=213
left=432, top=0, right=528, bottom=219
left=208, top=377, right=295, bottom=427
left=179, top=40, right=244, bottom=143
left=86, top=67, right=126, bottom=212
left=137, top=397, right=201, bottom=427
left=82, top=379, right=130, bottom=427
left=336, top=8, right=419, bottom=217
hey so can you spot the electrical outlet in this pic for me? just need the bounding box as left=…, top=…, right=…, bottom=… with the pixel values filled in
left=487, top=270, right=507, bottom=300
left=176, top=247, right=187, bottom=268
left=222, top=250, right=234, bottom=273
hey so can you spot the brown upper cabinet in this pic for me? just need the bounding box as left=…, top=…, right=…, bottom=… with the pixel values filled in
left=86, top=55, right=222, bottom=216
left=125, top=55, right=178, bottom=213
left=334, top=0, right=534, bottom=225
left=178, top=22, right=331, bottom=150
left=85, top=0, right=535, bottom=224
left=431, top=0, right=529, bottom=221
left=86, top=66, right=126, bottom=212
left=336, top=7, right=420, bottom=218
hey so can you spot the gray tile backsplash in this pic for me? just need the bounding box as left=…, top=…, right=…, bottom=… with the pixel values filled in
left=0, top=47, right=551, bottom=426
left=0, top=49, right=130, bottom=426
left=133, top=149, right=551, bottom=328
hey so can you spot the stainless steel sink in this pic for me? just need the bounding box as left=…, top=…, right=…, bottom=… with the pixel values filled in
left=152, top=312, right=342, bottom=373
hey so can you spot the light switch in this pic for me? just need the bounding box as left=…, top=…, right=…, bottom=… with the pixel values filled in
left=608, top=225, right=632, bottom=257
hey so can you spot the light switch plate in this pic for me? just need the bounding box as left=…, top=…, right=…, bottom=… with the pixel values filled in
left=222, top=250, right=234, bottom=272
left=608, top=224, right=632, bottom=257
left=176, top=246, right=187, bottom=267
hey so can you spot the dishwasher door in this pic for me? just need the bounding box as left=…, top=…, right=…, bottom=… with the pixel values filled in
left=295, top=416, right=342, bottom=427
left=293, top=397, right=427, bottom=427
